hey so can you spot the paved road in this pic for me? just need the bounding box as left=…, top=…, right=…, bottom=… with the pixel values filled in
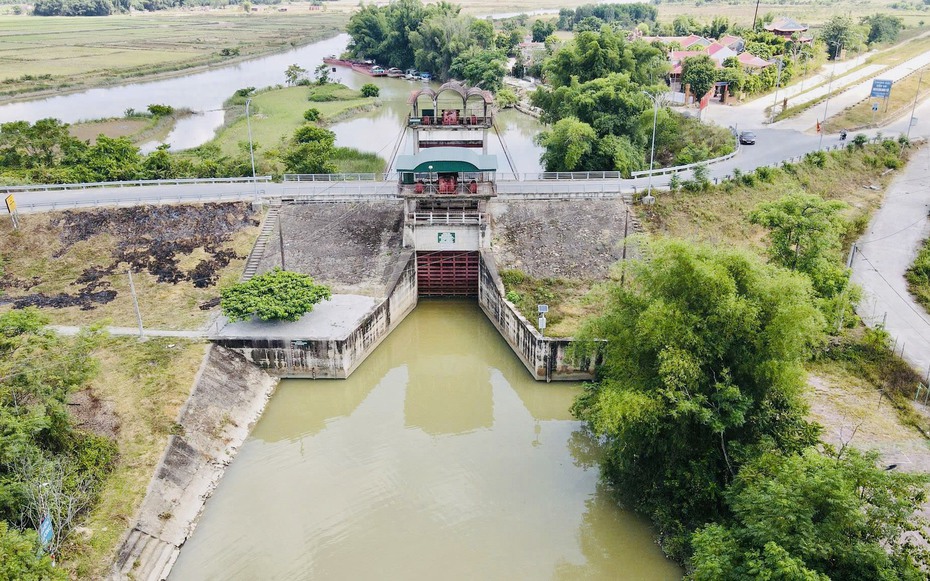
left=777, top=49, right=930, bottom=133
left=851, top=145, right=930, bottom=376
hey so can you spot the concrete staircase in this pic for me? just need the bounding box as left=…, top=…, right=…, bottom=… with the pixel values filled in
left=240, top=201, right=281, bottom=282
left=109, top=529, right=178, bottom=581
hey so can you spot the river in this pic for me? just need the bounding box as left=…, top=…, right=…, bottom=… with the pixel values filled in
left=169, top=301, right=681, bottom=580
left=0, top=33, right=544, bottom=172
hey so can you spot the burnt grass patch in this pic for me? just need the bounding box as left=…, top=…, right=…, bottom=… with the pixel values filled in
left=0, top=203, right=258, bottom=310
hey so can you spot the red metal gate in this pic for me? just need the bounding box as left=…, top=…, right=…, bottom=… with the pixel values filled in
left=416, top=251, right=479, bottom=296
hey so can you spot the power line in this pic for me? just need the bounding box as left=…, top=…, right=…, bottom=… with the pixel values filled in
left=855, top=248, right=930, bottom=333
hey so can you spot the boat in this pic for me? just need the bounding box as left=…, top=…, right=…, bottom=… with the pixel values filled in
left=322, top=56, right=387, bottom=77
left=419, top=72, right=432, bottom=81
left=386, top=68, right=404, bottom=78
left=405, top=69, right=419, bottom=80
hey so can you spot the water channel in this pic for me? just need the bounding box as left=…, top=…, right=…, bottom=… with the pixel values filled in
left=0, top=33, right=545, bottom=172
left=170, top=301, right=680, bottom=580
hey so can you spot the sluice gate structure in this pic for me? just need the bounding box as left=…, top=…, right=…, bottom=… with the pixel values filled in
left=215, top=82, right=610, bottom=381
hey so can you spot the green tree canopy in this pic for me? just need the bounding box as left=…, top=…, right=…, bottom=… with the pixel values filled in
left=820, top=15, right=858, bottom=59
left=534, top=117, right=597, bottom=171
left=690, top=448, right=930, bottom=580
left=572, top=240, right=824, bottom=558
left=682, top=54, right=717, bottom=99
left=0, top=522, right=65, bottom=581
left=221, top=268, right=332, bottom=322
left=862, top=13, right=903, bottom=45
left=750, top=193, right=849, bottom=299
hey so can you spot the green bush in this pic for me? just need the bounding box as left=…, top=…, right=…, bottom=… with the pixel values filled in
left=220, top=268, right=332, bottom=322
left=499, top=269, right=527, bottom=287
left=360, top=83, right=380, bottom=98
left=303, top=108, right=321, bottom=122
left=852, top=133, right=868, bottom=147
left=146, top=104, right=174, bottom=117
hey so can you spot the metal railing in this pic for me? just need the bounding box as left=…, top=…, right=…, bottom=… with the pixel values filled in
left=407, top=212, right=485, bottom=225
left=283, top=173, right=383, bottom=182
left=630, top=137, right=741, bottom=178
left=14, top=191, right=264, bottom=213
left=496, top=181, right=632, bottom=198
left=1, top=176, right=271, bottom=193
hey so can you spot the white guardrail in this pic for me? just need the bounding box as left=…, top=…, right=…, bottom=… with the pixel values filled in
left=0, top=176, right=272, bottom=193
left=630, top=136, right=741, bottom=178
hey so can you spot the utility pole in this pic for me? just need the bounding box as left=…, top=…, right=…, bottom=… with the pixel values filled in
left=642, top=90, right=662, bottom=202
left=751, top=0, right=761, bottom=31
left=126, top=270, right=143, bottom=338
left=246, top=98, right=258, bottom=203
left=818, top=51, right=840, bottom=150
left=278, top=220, right=286, bottom=271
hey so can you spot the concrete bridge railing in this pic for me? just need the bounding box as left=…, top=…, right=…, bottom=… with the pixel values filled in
left=0, top=176, right=272, bottom=193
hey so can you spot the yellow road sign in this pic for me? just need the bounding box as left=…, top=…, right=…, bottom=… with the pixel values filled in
left=4, top=194, right=15, bottom=214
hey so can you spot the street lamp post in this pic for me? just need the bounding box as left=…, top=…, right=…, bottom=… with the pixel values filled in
left=771, top=58, right=783, bottom=123
left=642, top=90, right=662, bottom=202
left=245, top=98, right=257, bottom=199
left=907, top=69, right=924, bottom=142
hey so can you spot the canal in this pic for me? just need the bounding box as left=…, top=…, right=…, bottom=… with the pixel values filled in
left=0, top=33, right=545, bottom=172
left=170, top=301, right=680, bottom=580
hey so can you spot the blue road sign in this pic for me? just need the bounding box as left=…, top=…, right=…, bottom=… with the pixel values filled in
left=39, top=515, right=53, bottom=547
left=871, top=79, right=892, bottom=98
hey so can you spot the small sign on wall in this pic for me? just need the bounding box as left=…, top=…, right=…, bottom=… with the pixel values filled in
left=437, top=232, right=456, bottom=244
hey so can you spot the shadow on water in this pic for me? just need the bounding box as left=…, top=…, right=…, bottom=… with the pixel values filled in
left=170, top=300, right=681, bottom=580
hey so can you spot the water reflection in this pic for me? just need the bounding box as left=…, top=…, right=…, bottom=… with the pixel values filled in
left=170, top=301, right=680, bottom=580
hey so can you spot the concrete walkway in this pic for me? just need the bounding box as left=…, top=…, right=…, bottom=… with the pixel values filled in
left=47, top=294, right=380, bottom=341
left=851, top=145, right=930, bottom=377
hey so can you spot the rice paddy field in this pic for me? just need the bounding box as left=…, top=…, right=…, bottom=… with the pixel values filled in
left=0, top=8, right=349, bottom=99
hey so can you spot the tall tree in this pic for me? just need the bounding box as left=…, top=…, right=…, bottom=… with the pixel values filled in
left=682, top=54, right=717, bottom=99
left=820, top=15, right=856, bottom=60
left=534, top=117, right=597, bottom=171
left=572, top=240, right=824, bottom=559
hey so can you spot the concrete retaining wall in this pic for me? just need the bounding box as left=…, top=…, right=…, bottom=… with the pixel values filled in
left=477, top=250, right=599, bottom=381
left=215, top=252, right=418, bottom=378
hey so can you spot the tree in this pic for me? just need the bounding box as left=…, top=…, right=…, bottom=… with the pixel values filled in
left=303, top=108, right=321, bottom=122
left=532, top=19, right=556, bottom=42
left=221, top=268, right=332, bottom=322
left=690, top=448, right=930, bottom=580
left=470, top=18, right=494, bottom=49
left=820, top=15, right=856, bottom=60
left=449, top=49, right=507, bottom=92
left=280, top=124, right=337, bottom=174
left=682, top=54, right=717, bottom=99
left=750, top=193, right=849, bottom=298
left=572, top=240, right=824, bottom=559
left=862, top=13, right=903, bottom=45
left=285, top=64, right=308, bottom=86
left=313, top=64, right=330, bottom=86
left=534, top=117, right=597, bottom=171
left=359, top=83, right=380, bottom=98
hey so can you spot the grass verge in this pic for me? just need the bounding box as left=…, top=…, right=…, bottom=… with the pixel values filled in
left=64, top=336, right=208, bottom=578
left=828, top=64, right=930, bottom=132
left=906, top=236, right=930, bottom=312
left=640, top=142, right=910, bottom=251
left=70, top=110, right=195, bottom=146
left=498, top=268, right=608, bottom=337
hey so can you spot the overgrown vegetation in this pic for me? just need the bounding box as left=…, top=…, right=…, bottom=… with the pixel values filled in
left=906, top=236, right=930, bottom=313
left=531, top=26, right=734, bottom=173
left=0, top=309, right=115, bottom=573
left=573, top=141, right=930, bottom=574
left=221, top=267, right=331, bottom=322
left=346, top=0, right=510, bottom=91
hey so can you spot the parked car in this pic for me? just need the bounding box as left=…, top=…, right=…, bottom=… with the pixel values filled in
left=739, top=131, right=756, bottom=145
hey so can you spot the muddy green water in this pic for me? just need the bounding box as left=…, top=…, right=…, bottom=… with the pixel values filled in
left=170, top=301, right=681, bottom=580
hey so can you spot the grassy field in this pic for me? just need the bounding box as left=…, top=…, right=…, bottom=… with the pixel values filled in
left=0, top=9, right=348, bottom=99
left=0, top=204, right=262, bottom=330
left=66, top=337, right=208, bottom=578
left=214, top=84, right=376, bottom=157
left=70, top=109, right=194, bottom=145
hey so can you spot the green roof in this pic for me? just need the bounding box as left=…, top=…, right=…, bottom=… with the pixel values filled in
left=396, top=147, right=498, bottom=173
